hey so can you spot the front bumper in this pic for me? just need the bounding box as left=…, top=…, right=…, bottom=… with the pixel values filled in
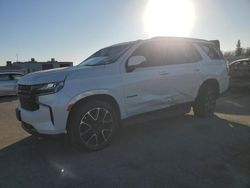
left=16, top=106, right=62, bottom=134
left=16, top=108, right=36, bottom=134
left=16, top=93, right=70, bottom=135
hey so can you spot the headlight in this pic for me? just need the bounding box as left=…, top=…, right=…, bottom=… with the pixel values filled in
left=32, top=81, right=64, bottom=96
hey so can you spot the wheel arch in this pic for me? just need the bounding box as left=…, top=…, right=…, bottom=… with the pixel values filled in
left=196, top=79, right=220, bottom=99
left=66, top=92, right=122, bottom=132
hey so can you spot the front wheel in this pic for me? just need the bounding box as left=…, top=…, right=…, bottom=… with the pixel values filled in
left=67, top=100, right=119, bottom=151
left=193, top=86, right=217, bottom=117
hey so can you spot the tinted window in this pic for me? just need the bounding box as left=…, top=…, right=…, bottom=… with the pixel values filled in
left=11, top=74, right=22, bottom=80
left=165, top=42, right=201, bottom=65
left=0, top=74, right=10, bottom=81
left=200, top=44, right=223, bottom=60
left=131, top=41, right=165, bottom=67
left=185, top=44, right=202, bottom=63
left=165, top=43, right=186, bottom=65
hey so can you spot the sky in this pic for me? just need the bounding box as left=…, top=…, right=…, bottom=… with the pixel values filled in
left=0, top=0, right=250, bottom=65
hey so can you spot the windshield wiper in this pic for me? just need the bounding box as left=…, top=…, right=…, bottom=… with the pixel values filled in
left=84, top=63, right=106, bottom=66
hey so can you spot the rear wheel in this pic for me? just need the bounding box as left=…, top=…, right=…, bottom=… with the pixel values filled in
left=67, top=100, right=119, bottom=151
left=193, top=86, right=217, bottom=117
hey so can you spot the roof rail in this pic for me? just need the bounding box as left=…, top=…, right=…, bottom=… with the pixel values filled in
left=150, top=36, right=210, bottom=42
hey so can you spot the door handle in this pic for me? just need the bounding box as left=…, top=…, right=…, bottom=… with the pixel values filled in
left=159, top=71, right=169, bottom=76
left=194, top=68, right=200, bottom=72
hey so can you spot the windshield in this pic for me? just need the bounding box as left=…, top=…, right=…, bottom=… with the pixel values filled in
left=79, top=43, right=133, bottom=66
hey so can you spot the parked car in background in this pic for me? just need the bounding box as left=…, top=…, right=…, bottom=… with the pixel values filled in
left=0, top=72, right=24, bottom=96
left=16, top=37, right=229, bottom=150
left=229, top=58, right=250, bottom=88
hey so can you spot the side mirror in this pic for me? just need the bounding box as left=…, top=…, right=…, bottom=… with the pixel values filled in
left=127, top=56, right=146, bottom=72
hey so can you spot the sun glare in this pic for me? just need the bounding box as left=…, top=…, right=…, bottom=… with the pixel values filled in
left=143, top=0, right=195, bottom=37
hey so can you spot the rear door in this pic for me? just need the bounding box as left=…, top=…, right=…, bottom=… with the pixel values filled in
left=159, top=41, right=204, bottom=104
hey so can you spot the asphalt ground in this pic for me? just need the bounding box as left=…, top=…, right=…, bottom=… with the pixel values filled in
left=0, top=90, right=249, bottom=188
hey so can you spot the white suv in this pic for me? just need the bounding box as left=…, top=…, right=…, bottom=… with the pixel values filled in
left=16, top=37, right=229, bottom=150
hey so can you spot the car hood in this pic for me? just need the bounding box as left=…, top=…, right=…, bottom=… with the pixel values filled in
left=18, top=65, right=102, bottom=85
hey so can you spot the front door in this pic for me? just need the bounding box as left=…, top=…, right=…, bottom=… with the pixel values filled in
left=122, top=41, right=172, bottom=117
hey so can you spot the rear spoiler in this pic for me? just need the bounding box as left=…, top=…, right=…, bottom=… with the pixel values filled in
left=209, top=40, right=220, bottom=50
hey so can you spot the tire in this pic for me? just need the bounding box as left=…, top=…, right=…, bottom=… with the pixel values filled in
left=193, top=85, right=217, bottom=117
left=67, top=100, right=119, bottom=151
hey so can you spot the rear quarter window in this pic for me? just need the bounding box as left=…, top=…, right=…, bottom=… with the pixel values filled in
left=200, top=44, right=223, bottom=60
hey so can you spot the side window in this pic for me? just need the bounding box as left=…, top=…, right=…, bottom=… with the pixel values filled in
left=185, top=43, right=202, bottom=63
left=0, top=74, right=11, bottom=81
left=165, top=42, right=192, bottom=65
left=11, top=74, right=23, bottom=81
left=200, top=44, right=223, bottom=60
left=131, top=41, right=165, bottom=67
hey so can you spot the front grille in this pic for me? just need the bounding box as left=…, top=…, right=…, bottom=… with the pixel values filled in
left=18, top=85, right=32, bottom=95
left=18, top=85, right=39, bottom=111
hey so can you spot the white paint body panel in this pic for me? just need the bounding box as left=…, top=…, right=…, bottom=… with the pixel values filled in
left=17, top=39, right=229, bottom=134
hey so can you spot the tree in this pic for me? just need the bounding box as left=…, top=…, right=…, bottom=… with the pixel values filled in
left=235, top=40, right=243, bottom=56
